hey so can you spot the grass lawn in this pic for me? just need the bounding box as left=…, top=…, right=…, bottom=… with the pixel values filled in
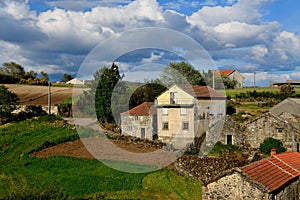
left=0, top=116, right=202, bottom=199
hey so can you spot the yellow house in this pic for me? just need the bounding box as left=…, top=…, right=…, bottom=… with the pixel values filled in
left=156, top=84, right=226, bottom=148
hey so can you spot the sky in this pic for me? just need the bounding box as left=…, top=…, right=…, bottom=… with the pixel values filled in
left=1, top=0, right=300, bottom=86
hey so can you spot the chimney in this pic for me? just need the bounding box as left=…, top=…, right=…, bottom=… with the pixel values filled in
left=271, top=148, right=277, bottom=155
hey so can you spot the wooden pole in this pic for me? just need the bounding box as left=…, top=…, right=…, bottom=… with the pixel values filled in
left=48, top=81, right=51, bottom=114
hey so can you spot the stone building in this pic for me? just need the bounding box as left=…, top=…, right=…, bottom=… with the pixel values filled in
left=269, top=98, right=300, bottom=130
left=216, top=115, right=244, bottom=147
left=120, top=102, right=157, bottom=140
left=214, top=69, right=245, bottom=88
left=203, top=152, right=300, bottom=200
left=155, top=84, right=226, bottom=148
left=244, top=112, right=300, bottom=151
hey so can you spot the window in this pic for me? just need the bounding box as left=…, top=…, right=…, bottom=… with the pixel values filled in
left=134, top=115, right=139, bottom=121
left=170, top=92, right=178, bottom=104
left=181, top=108, right=187, bottom=115
left=183, top=122, right=189, bottom=130
left=277, top=128, right=283, bottom=133
left=163, top=122, right=169, bottom=130
left=162, top=108, right=168, bottom=116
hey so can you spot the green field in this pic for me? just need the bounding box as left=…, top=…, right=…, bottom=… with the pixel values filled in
left=0, top=116, right=202, bottom=199
left=224, top=87, right=300, bottom=97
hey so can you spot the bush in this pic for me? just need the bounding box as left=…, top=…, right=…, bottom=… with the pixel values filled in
left=209, top=142, right=242, bottom=156
left=259, top=137, right=286, bottom=155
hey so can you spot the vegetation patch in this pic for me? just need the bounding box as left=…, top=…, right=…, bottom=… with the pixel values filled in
left=0, top=115, right=202, bottom=199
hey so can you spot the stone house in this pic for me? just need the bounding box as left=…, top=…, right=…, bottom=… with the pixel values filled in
left=120, top=102, right=157, bottom=140
left=203, top=152, right=300, bottom=200
left=214, top=69, right=245, bottom=88
left=243, top=112, right=300, bottom=151
left=216, top=115, right=245, bottom=147
left=155, top=84, right=226, bottom=148
left=269, top=98, right=300, bottom=130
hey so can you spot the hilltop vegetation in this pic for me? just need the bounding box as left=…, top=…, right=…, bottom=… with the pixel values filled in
left=0, top=115, right=202, bottom=199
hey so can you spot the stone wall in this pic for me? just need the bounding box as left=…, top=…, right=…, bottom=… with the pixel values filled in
left=274, top=180, right=299, bottom=200
left=175, top=154, right=248, bottom=185
left=244, top=112, right=300, bottom=151
left=202, top=171, right=269, bottom=200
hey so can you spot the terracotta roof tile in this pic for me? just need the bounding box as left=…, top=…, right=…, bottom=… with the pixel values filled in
left=122, top=102, right=155, bottom=115
left=214, top=70, right=235, bottom=76
left=241, top=152, right=300, bottom=192
left=177, top=85, right=225, bottom=99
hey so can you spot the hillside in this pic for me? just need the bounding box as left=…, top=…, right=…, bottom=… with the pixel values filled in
left=0, top=116, right=202, bottom=199
left=5, top=84, right=89, bottom=106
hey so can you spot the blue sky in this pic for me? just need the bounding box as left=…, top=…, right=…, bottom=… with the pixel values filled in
left=1, top=0, right=300, bottom=86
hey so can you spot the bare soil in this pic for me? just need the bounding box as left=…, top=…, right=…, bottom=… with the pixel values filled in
left=31, top=137, right=177, bottom=168
left=31, top=138, right=160, bottom=160
left=5, top=84, right=89, bottom=106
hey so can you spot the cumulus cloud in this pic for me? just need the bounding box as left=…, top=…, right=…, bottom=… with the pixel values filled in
left=0, top=0, right=299, bottom=85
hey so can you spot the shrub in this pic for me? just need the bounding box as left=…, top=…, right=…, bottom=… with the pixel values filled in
left=259, top=137, right=286, bottom=155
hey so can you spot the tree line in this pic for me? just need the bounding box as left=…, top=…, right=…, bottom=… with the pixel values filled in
left=75, top=61, right=238, bottom=126
left=0, top=62, right=74, bottom=85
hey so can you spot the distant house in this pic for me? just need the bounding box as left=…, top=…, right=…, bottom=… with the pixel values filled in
left=243, top=112, right=300, bottom=152
left=203, top=152, right=300, bottom=200
left=269, top=98, right=300, bottom=130
left=270, top=80, right=300, bottom=87
left=214, top=70, right=245, bottom=88
left=66, top=78, right=84, bottom=85
left=120, top=102, right=157, bottom=140
left=155, top=84, right=226, bottom=148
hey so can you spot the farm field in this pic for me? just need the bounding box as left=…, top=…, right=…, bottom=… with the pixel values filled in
left=224, top=87, right=300, bottom=97
left=4, top=84, right=89, bottom=106
left=0, top=116, right=202, bottom=199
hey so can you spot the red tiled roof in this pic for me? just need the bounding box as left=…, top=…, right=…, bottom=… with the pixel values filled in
left=178, top=85, right=226, bottom=99
left=241, top=152, right=300, bottom=192
left=214, top=70, right=235, bottom=75
left=122, top=102, right=155, bottom=115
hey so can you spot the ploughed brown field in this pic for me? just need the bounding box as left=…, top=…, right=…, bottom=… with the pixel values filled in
left=5, top=84, right=89, bottom=106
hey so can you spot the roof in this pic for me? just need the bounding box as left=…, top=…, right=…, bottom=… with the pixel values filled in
left=214, top=70, right=235, bottom=76
left=122, top=102, right=155, bottom=115
left=177, top=85, right=226, bottom=99
left=66, top=78, right=84, bottom=85
left=241, top=152, right=300, bottom=192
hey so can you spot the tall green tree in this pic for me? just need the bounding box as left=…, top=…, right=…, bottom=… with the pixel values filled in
left=129, top=81, right=166, bottom=109
left=0, top=85, right=19, bottom=124
left=160, top=62, right=205, bottom=86
left=0, top=62, right=25, bottom=83
left=94, top=63, right=124, bottom=123
left=61, top=73, right=73, bottom=82
left=40, top=71, right=49, bottom=81
left=280, top=83, right=295, bottom=98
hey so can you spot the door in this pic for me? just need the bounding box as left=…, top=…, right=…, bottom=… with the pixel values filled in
left=297, top=143, right=299, bottom=152
left=227, top=135, right=232, bottom=145
left=141, top=128, right=145, bottom=139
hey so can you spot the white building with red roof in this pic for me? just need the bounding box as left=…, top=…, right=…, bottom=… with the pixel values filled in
left=214, top=69, right=245, bottom=88
left=155, top=84, right=226, bottom=148
left=120, top=102, right=157, bottom=140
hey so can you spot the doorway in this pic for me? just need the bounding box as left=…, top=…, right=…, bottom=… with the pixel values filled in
left=227, top=135, right=233, bottom=145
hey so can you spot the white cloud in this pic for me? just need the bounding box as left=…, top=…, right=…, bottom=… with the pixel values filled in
left=251, top=45, right=268, bottom=61
left=142, top=52, right=164, bottom=63
left=0, top=0, right=299, bottom=84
